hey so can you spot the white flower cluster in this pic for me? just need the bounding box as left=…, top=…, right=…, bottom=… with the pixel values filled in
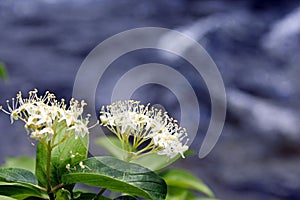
left=100, top=100, right=189, bottom=158
left=1, top=89, right=90, bottom=141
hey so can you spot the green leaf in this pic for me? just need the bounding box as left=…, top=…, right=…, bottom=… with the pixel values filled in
left=114, top=195, right=137, bottom=200
left=133, top=149, right=193, bottom=171
left=0, top=168, right=47, bottom=199
left=96, top=136, right=181, bottom=171
left=62, top=156, right=167, bottom=200
left=73, top=192, right=110, bottom=200
left=0, top=195, right=18, bottom=200
left=133, top=154, right=180, bottom=171
left=24, top=197, right=49, bottom=200
left=95, top=136, right=124, bottom=160
left=165, top=187, right=190, bottom=200
left=2, top=157, right=35, bottom=173
left=0, top=182, right=47, bottom=199
left=160, top=169, right=214, bottom=198
left=35, top=120, right=89, bottom=187
left=165, top=187, right=218, bottom=200
left=35, top=142, right=48, bottom=187
left=0, top=168, right=38, bottom=185
left=0, top=62, right=8, bottom=81
left=55, top=188, right=71, bottom=200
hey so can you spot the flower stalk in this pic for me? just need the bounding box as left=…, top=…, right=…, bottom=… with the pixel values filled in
left=46, top=140, right=53, bottom=198
left=93, top=188, right=107, bottom=200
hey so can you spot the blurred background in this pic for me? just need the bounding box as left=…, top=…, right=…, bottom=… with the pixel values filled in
left=0, top=0, right=300, bottom=199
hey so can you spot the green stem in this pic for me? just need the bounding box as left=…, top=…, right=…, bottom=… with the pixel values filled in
left=124, top=134, right=134, bottom=162
left=93, top=188, right=107, bottom=200
left=46, top=141, right=54, bottom=199
left=125, top=152, right=134, bottom=162
left=51, top=135, right=68, bottom=149
left=133, top=149, right=157, bottom=160
left=136, top=137, right=148, bottom=147
left=51, top=183, right=64, bottom=193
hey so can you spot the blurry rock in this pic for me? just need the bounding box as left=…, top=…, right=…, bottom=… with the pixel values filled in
left=262, top=6, right=300, bottom=61
left=227, top=88, right=300, bottom=140
left=234, top=67, right=295, bottom=100
left=158, top=10, right=254, bottom=61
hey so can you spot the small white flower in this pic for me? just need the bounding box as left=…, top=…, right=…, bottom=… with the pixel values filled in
left=69, top=119, right=89, bottom=139
left=79, top=161, right=85, bottom=169
left=10, top=109, right=19, bottom=124
left=79, top=161, right=90, bottom=170
left=30, top=127, right=54, bottom=141
left=31, top=130, right=42, bottom=139
left=41, top=127, right=54, bottom=135
left=62, top=111, right=76, bottom=127
left=100, top=100, right=189, bottom=159
left=66, top=163, right=71, bottom=171
left=1, top=89, right=91, bottom=141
